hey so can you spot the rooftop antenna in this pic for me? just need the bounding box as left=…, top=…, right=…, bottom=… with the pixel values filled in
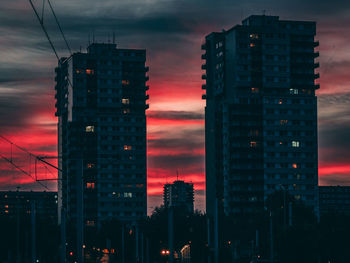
left=176, top=170, right=179, bottom=181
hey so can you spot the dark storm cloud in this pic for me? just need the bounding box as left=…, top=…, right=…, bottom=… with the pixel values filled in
left=148, top=110, right=204, bottom=121
left=148, top=137, right=203, bottom=153
left=1, top=0, right=350, bottom=206
left=318, top=93, right=350, bottom=164
left=0, top=66, right=51, bottom=85
left=320, top=174, right=350, bottom=186
left=318, top=92, right=350, bottom=106
left=148, top=127, right=204, bottom=152
left=149, top=154, right=204, bottom=171
left=0, top=94, right=39, bottom=130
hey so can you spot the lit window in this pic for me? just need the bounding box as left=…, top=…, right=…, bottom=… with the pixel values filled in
left=122, top=80, right=130, bottom=85
left=280, top=120, right=288, bottom=125
left=5, top=210, right=9, bottom=214
left=85, top=126, right=95, bottom=132
left=76, top=69, right=83, bottom=74
left=123, top=109, right=130, bottom=114
left=86, top=69, right=94, bottom=75
left=251, top=87, right=259, bottom=93
left=250, top=34, right=259, bottom=39
left=289, top=88, right=298, bottom=95
left=122, top=98, right=130, bottom=105
left=4, top=205, right=8, bottom=208
left=292, top=141, right=300, bottom=147
left=249, top=196, right=257, bottom=202
left=86, top=220, right=95, bottom=226
left=250, top=43, right=255, bottom=47
left=292, top=163, right=299, bottom=169
left=87, top=163, right=95, bottom=169
left=249, top=129, right=259, bottom=136
left=86, top=183, right=95, bottom=189
left=124, top=145, right=132, bottom=151
left=278, top=99, right=283, bottom=104
left=250, top=141, right=257, bottom=147
left=123, top=192, right=132, bottom=198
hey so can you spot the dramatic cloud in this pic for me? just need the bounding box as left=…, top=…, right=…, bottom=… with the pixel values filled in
left=0, top=0, right=350, bottom=213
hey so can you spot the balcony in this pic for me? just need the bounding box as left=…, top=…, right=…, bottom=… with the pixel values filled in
left=145, top=85, right=149, bottom=91
left=202, top=94, right=207, bottom=100
left=145, top=104, right=149, bottom=110
left=201, top=53, right=206, bottom=60
left=314, top=73, right=320, bottom=79
left=314, top=52, right=319, bottom=58
left=202, top=85, right=206, bottom=90
left=145, top=75, right=149, bottom=81
left=201, top=64, right=206, bottom=70
left=201, top=43, right=206, bottom=50
left=314, top=62, right=320, bottom=68
left=315, top=84, right=320, bottom=89
left=145, top=66, right=149, bottom=72
left=202, top=74, right=207, bottom=80
left=314, top=41, right=319, bottom=47
left=145, top=94, right=149, bottom=100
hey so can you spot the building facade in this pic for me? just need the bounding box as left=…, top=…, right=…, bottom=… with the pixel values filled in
left=0, top=191, right=58, bottom=221
left=55, top=43, right=149, bottom=226
left=163, top=180, right=194, bottom=213
left=202, top=15, right=320, bottom=218
left=319, top=186, right=350, bottom=216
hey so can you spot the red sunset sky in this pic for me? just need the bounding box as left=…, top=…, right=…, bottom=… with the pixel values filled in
left=0, top=0, right=350, bottom=213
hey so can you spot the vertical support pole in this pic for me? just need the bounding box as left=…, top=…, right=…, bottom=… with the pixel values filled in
left=61, top=208, right=66, bottom=263
left=168, top=206, right=174, bottom=263
left=31, top=201, right=36, bottom=263
left=269, top=211, right=273, bottom=263
left=283, top=190, right=286, bottom=228
left=288, top=202, right=292, bottom=227
left=214, top=198, right=219, bottom=263
left=145, top=237, right=149, bottom=263
left=77, top=159, right=84, bottom=263
left=140, top=231, right=144, bottom=263
left=16, top=187, right=20, bottom=263
left=25, top=231, right=29, bottom=261
left=136, top=223, right=139, bottom=263
left=122, top=225, right=125, bottom=263
left=207, top=217, right=211, bottom=263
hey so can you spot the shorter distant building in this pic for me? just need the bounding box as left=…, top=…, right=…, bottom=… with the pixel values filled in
left=163, top=180, right=194, bottom=213
left=319, top=186, right=350, bottom=216
left=0, top=191, right=58, bottom=221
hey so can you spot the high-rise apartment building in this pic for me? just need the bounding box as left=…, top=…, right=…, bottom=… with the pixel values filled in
left=202, top=15, right=319, bottom=218
left=55, top=43, right=149, bottom=226
left=163, top=180, right=194, bottom=213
